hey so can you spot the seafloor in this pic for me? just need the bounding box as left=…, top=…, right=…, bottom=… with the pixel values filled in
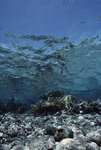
left=0, top=99, right=101, bottom=150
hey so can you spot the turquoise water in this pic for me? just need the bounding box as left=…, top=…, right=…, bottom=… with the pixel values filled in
left=0, top=33, right=101, bottom=103
left=0, top=0, right=101, bottom=105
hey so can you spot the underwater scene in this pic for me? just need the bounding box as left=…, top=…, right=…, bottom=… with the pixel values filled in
left=0, top=0, right=101, bottom=149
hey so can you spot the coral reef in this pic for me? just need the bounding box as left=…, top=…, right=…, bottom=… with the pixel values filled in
left=31, top=90, right=78, bottom=115
left=39, top=90, right=64, bottom=100
left=0, top=98, right=27, bottom=114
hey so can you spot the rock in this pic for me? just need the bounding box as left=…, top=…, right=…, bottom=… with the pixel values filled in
left=23, top=146, right=30, bottom=150
left=55, top=127, right=74, bottom=142
left=10, top=144, right=25, bottom=150
left=2, top=144, right=11, bottom=150
left=56, top=138, right=78, bottom=150
left=10, top=131, right=18, bottom=137
left=44, top=126, right=57, bottom=136
left=87, top=142, right=100, bottom=150
left=29, top=136, right=55, bottom=150
left=25, top=123, right=32, bottom=131
left=0, top=132, right=3, bottom=137
left=0, top=99, right=100, bottom=149
left=78, top=145, right=88, bottom=150
left=65, top=128, right=73, bottom=138
left=15, top=119, right=22, bottom=124
left=7, top=137, right=19, bottom=142
left=86, top=130, right=101, bottom=146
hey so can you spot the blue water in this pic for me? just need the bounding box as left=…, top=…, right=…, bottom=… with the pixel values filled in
left=0, top=0, right=101, bottom=104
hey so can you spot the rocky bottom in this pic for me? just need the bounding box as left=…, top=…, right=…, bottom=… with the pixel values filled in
left=0, top=100, right=101, bottom=150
